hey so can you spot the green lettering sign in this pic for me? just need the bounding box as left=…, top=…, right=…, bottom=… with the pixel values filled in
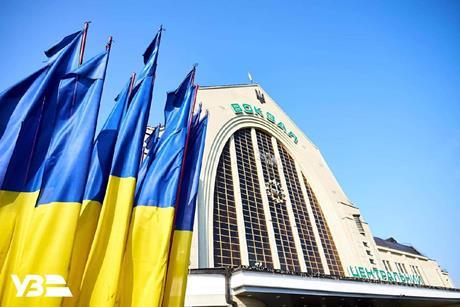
left=243, top=103, right=253, bottom=114
left=358, top=267, right=367, bottom=279
left=231, top=103, right=243, bottom=114
left=266, top=112, right=275, bottom=123
left=254, top=106, right=263, bottom=117
left=379, top=270, right=387, bottom=281
left=399, top=273, right=406, bottom=283
left=406, top=275, right=414, bottom=283
left=365, top=268, right=375, bottom=279
left=230, top=103, right=298, bottom=145
left=288, top=131, right=298, bottom=144
left=349, top=266, right=360, bottom=278
left=277, top=121, right=287, bottom=133
left=348, top=266, right=422, bottom=285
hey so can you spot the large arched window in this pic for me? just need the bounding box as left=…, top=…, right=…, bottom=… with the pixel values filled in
left=212, top=127, right=343, bottom=275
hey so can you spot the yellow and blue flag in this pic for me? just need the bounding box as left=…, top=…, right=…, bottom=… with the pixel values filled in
left=0, top=30, right=83, bottom=294
left=1, top=50, right=109, bottom=307
left=118, top=68, right=197, bottom=307
left=78, top=29, right=161, bottom=307
left=64, top=77, right=132, bottom=307
left=163, top=108, right=208, bottom=307
left=0, top=30, right=83, bottom=191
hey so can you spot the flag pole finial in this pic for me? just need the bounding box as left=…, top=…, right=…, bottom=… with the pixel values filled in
left=191, top=64, right=198, bottom=83
left=106, top=36, right=113, bottom=51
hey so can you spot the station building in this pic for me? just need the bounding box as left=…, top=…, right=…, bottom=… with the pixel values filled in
left=146, top=84, right=459, bottom=306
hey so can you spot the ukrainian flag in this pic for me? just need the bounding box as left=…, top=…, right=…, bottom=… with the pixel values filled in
left=163, top=109, right=208, bottom=307
left=63, top=77, right=131, bottom=307
left=1, top=50, right=109, bottom=307
left=0, top=30, right=83, bottom=296
left=78, top=29, right=161, bottom=307
left=118, top=68, right=197, bottom=307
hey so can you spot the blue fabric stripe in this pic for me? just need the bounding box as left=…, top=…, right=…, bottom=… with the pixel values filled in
left=0, top=30, right=83, bottom=192
left=83, top=79, right=130, bottom=203
left=135, top=69, right=196, bottom=208
left=175, top=114, right=208, bottom=231
left=110, top=30, right=161, bottom=178
left=37, top=52, right=109, bottom=205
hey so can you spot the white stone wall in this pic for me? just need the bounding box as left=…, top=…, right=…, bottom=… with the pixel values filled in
left=377, top=246, right=453, bottom=287
left=187, top=84, right=453, bottom=288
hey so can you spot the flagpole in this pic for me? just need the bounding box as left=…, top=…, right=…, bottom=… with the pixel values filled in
left=128, top=72, right=136, bottom=99
left=172, top=69, right=198, bottom=228
left=79, top=21, right=90, bottom=65
left=162, top=68, right=199, bottom=306
left=106, top=36, right=113, bottom=52
left=175, top=66, right=198, bottom=211
left=25, top=26, right=90, bottom=184
left=165, top=67, right=199, bottom=258
left=171, top=82, right=199, bottom=219
left=102, top=36, right=113, bottom=80
left=71, top=21, right=90, bottom=115
left=70, top=23, right=91, bottom=115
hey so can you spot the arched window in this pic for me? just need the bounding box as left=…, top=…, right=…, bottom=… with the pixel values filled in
left=212, top=127, right=343, bottom=275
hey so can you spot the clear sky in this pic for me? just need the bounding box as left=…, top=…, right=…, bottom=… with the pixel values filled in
left=1, top=0, right=459, bottom=285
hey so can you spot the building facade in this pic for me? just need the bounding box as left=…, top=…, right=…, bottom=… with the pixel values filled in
left=146, top=84, right=458, bottom=306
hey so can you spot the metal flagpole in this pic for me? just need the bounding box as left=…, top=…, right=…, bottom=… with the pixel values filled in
left=106, top=36, right=113, bottom=51
left=71, top=21, right=90, bottom=115
left=162, top=67, right=200, bottom=306
left=102, top=36, right=113, bottom=79
left=128, top=72, right=136, bottom=99
left=171, top=66, right=198, bottom=228
left=79, top=21, right=90, bottom=66
left=26, top=24, right=90, bottom=185
left=70, top=22, right=90, bottom=115
left=165, top=66, right=199, bottom=259
left=25, top=24, right=89, bottom=183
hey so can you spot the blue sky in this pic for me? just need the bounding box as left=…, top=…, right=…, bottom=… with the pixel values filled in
left=1, top=0, right=459, bottom=285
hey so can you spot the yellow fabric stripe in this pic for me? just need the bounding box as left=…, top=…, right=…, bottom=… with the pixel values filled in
left=0, top=191, right=38, bottom=301
left=1, top=202, right=80, bottom=307
left=0, top=191, right=38, bottom=272
left=0, top=190, right=19, bottom=271
left=118, top=205, right=174, bottom=307
left=63, top=200, right=101, bottom=307
left=78, top=176, right=135, bottom=307
left=163, top=230, right=193, bottom=307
